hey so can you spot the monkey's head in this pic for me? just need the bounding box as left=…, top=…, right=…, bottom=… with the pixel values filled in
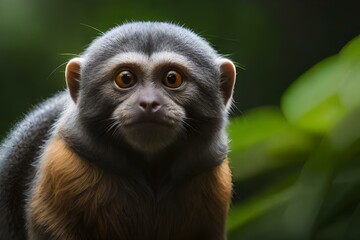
left=65, top=22, right=236, bottom=155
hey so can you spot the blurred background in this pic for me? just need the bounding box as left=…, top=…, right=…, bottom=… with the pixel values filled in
left=1, top=0, right=359, bottom=239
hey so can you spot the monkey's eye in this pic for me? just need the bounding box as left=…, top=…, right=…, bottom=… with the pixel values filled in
left=115, top=70, right=136, bottom=88
left=162, top=70, right=183, bottom=89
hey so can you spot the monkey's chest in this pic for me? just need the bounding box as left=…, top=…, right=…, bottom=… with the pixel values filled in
left=77, top=184, right=201, bottom=240
left=38, top=180, right=215, bottom=240
left=30, top=172, right=222, bottom=240
left=28, top=138, right=230, bottom=240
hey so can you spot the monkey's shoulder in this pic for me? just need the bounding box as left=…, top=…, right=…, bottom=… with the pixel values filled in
left=0, top=91, right=68, bottom=163
left=0, top=91, right=68, bottom=182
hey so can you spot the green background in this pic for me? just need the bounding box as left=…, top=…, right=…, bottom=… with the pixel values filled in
left=1, top=0, right=360, bottom=239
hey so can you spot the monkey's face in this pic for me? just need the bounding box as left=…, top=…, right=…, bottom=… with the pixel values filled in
left=65, top=22, right=236, bottom=155
left=107, top=52, right=189, bottom=152
left=71, top=51, right=215, bottom=153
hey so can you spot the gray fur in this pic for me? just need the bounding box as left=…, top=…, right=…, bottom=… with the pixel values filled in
left=0, top=92, right=68, bottom=239
left=0, top=22, right=234, bottom=239
left=57, top=22, right=231, bottom=174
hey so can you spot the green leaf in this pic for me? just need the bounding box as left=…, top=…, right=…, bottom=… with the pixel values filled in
left=338, top=36, right=360, bottom=113
left=280, top=107, right=360, bottom=240
left=281, top=56, right=347, bottom=134
left=227, top=188, right=292, bottom=233
left=228, top=107, right=315, bottom=180
left=328, top=107, right=360, bottom=151
left=294, top=94, right=346, bottom=134
left=228, top=107, right=290, bottom=152
left=281, top=35, right=360, bottom=134
left=280, top=140, right=341, bottom=240
left=340, top=35, right=360, bottom=62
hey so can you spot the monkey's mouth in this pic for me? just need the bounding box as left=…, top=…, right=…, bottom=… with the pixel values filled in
left=127, top=121, right=173, bottom=127
left=118, top=117, right=182, bottom=152
left=124, top=114, right=177, bottom=128
left=125, top=120, right=174, bottom=128
left=122, top=117, right=180, bottom=137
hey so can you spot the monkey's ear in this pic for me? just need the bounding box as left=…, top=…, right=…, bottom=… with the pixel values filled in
left=65, top=58, right=82, bottom=103
left=219, top=59, right=236, bottom=108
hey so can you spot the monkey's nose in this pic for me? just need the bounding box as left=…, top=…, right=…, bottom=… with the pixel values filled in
left=139, top=100, right=162, bottom=113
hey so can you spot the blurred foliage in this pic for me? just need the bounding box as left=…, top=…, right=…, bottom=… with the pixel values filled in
left=227, top=36, right=360, bottom=240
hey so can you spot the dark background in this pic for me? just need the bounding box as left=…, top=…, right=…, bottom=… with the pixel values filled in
left=0, top=0, right=359, bottom=137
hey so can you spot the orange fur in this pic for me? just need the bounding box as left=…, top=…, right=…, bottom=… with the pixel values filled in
left=28, top=137, right=232, bottom=239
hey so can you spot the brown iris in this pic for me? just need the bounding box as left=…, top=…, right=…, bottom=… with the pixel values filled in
left=115, top=70, right=136, bottom=88
left=162, top=70, right=183, bottom=88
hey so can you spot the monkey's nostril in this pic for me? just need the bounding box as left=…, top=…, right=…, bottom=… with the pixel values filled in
left=151, top=102, right=161, bottom=112
left=139, top=101, right=162, bottom=112
left=139, top=102, right=148, bottom=110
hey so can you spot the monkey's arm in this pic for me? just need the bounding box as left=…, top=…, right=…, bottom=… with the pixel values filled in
left=0, top=92, right=68, bottom=240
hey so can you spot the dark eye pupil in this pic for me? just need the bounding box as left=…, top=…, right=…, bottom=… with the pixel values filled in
left=121, top=73, right=132, bottom=84
left=167, top=74, right=177, bottom=84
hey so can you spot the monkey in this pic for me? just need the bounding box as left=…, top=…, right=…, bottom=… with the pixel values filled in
left=0, top=21, right=236, bottom=240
